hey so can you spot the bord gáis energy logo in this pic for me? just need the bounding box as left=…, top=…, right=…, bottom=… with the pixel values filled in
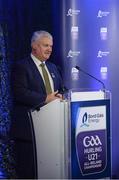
left=80, top=112, right=89, bottom=127
left=80, top=111, right=103, bottom=128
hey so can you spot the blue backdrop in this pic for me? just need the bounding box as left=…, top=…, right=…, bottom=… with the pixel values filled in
left=52, top=0, right=119, bottom=178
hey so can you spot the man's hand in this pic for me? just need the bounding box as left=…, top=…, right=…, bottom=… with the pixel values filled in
left=45, top=90, right=63, bottom=104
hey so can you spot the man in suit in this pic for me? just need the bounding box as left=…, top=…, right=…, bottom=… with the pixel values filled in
left=11, top=31, right=63, bottom=178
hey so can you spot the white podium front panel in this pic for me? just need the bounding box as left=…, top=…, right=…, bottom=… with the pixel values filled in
left=30, top=99, right=69, bottom=179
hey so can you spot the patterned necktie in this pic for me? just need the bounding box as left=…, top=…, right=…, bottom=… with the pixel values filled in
left=40, top=63, right=52, bottom=94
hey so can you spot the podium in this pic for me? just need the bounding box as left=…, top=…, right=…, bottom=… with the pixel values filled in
left=29, top=90, right=111, bottom=179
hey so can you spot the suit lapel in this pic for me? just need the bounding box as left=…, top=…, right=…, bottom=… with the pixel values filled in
left=28, top=57, right=46, bottom=91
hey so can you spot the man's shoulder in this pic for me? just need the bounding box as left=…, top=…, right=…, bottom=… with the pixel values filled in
left=12, top=56, right=35, bottom=73
left=46, top=61, right=56, bottom=68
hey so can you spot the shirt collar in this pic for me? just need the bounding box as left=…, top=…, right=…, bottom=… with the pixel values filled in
left=31, top=53, right=45, bottom=66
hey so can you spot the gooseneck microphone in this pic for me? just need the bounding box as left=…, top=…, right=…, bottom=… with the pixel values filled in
left=75, top=66, right=106, bottom=91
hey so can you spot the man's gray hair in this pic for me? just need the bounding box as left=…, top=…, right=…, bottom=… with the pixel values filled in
left=31, top=31, right=53, bottom=46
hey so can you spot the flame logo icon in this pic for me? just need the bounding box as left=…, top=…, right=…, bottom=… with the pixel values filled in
left=80, top=112, right=89, bottom=127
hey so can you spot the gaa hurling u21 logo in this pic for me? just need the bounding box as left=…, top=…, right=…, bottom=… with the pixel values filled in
left=76, top=130, right=107, bottom=175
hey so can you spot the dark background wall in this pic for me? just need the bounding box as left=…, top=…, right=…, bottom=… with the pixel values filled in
left=0, top=0, right=54, bottom=178
left=7, top=0, right=53, bottom=61
left=0, top=0, right=119, bottom=178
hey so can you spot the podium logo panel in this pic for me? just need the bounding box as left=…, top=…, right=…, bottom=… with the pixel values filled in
left=75, top=106, right=106, bottom=133
left=71, top=100, right=111, bottom=179
left=76, top=130, right=107, bottom=175
left=75, top=105, right=107, bottom=175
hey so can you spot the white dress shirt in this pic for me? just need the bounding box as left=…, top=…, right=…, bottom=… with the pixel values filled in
left=31, top=53, right=54, bottom=92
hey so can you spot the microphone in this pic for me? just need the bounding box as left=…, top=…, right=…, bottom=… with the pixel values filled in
left=75, top=66, right=106, bottom=91
left=60, top=86, right=68, bottom=94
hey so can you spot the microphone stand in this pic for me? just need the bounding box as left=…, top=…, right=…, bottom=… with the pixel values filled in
left=75, top=66, right=106, bottom=94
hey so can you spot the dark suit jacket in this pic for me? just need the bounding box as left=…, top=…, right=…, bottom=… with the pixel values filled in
left=10, top=56, right=63, bottom=140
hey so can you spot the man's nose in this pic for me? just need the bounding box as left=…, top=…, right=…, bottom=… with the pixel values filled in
left=48, top=46, right=52, bottom=51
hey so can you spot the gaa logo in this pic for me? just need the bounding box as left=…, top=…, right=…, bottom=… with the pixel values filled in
left=83, top=135, right=102, bottom=147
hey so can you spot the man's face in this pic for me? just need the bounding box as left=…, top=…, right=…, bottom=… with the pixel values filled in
left=32, top=37, right=53, bottom=61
